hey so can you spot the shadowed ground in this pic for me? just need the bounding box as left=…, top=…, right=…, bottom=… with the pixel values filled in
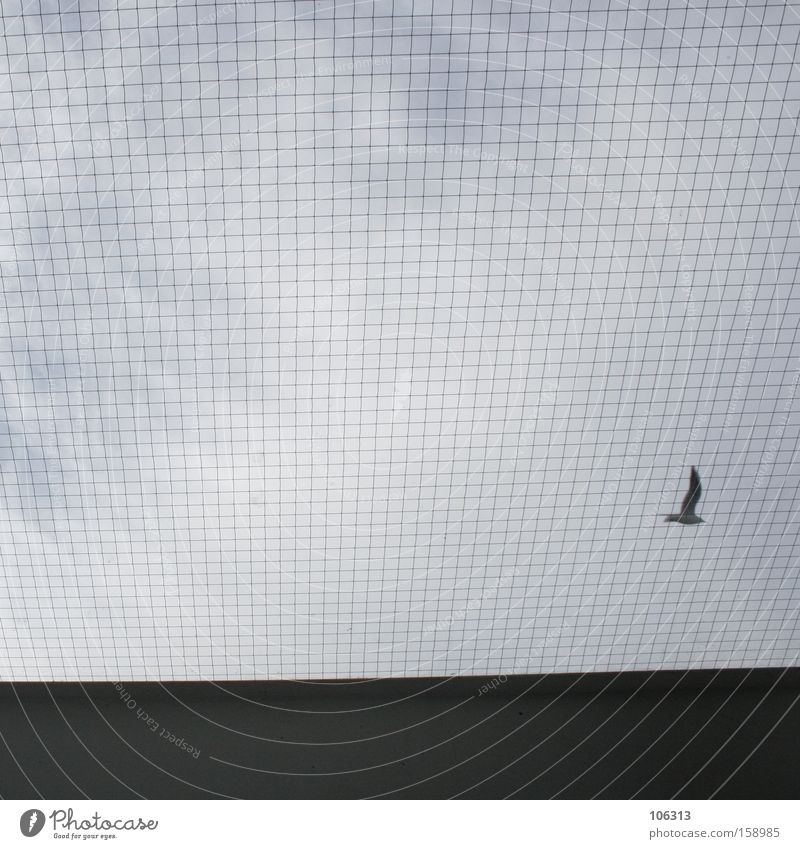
left=0, top=669, right=797, bottom=799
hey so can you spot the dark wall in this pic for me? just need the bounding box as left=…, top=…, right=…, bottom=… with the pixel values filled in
left=0, top=669, right=798, bottom=799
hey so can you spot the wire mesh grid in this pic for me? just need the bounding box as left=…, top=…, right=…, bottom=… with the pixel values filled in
left=0, top=0, right=799, bottom=680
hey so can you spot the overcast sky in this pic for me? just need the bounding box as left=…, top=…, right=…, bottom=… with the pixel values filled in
left=1, top=0, right=799, bottom=680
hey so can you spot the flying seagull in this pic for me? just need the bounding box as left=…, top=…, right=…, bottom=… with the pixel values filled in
left=664, top=466, right=705, bottom=525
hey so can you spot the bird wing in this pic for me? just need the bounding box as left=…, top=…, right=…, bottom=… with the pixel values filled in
left=680, top=466, right=702, bottom=515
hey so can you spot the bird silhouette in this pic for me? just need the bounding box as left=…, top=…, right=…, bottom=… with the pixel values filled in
left=664, top=466, right=705, bottom=525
